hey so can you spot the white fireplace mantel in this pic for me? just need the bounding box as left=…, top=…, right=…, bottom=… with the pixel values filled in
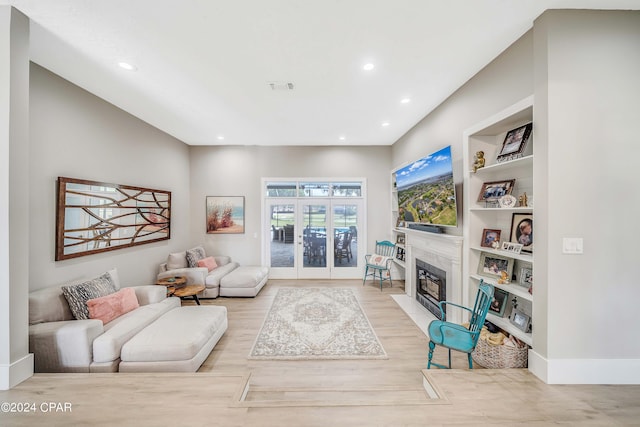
left=398, top=228, right=464, bottom=324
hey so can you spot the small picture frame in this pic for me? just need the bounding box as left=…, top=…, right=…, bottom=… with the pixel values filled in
left=489, top=288, right=509, bottom=317
left=497, top=123, right=532, bottom=162
left=477, top=179, right=516, bottom=202
left=501, top=241, right=523, bottom=254
left=509, top=308, right=531, bottom=332
left=396, top=235, right=405, bottom=245
left=481, top=229, right=501, bottom=248
left=510, top=213, right=533, bottom=253
left=519, top=266, right=533, bottom=287
left=477, top=252, right=514, bottom=280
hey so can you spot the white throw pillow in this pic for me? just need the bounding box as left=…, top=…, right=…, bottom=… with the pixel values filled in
left=167, top=251, right=187, bottom=270
left=368, top=255, right=392, bottom=267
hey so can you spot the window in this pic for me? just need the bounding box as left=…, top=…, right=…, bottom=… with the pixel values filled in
left=266, top=182, right=297, bottom=197
left=265, top=180, right=363, bottom=199
left=332, top=182, right=362, bottom=197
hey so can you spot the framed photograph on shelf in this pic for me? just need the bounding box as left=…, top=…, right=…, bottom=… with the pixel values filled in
left=501, top=241, right=523, bottom=254
left=206, top=196, right=245, bottom=234
left=496, top=123, right=532, bottom=162
left=510, top=213, right=533, bottom=253
left=519, top=265, right=533, bottom=287
left=481, top=228, right=501, bottom=248
left=489, top=288, right=509, bottom=317
left=396, top=234, right=405, bottom=245
left=509, top=308, right=531, bottom=332
left=477, top=179, right=515, bottom=202
left=477, top=252, right=514, bottom=280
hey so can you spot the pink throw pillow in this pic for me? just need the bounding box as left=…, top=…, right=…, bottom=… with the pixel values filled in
left=87, top=288, right=139, bottom=324
left=197, top=256, right=218, bottom=272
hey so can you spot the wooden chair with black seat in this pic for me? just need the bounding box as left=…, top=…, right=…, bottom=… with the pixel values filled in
left=283, top=224, right=294, bottom=243
left=334, top=232, right=352, bottom=264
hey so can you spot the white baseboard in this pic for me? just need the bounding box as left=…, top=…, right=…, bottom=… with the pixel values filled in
left=528, top=350, right=640, bottom=384
left=0, top=353, right=33, bottom=390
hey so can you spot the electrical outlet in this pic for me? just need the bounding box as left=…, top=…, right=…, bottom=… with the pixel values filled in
left=562, top=237, right=583, bottom=254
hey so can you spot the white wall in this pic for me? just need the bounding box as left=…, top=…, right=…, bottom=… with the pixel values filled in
left=28, top=64, right=192, bottom=290
left=533, top=10, right=640, bottom=383
left=189, top=145, right=392, bottom=265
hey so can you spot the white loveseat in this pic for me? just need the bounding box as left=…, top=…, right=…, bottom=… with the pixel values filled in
left=29, top=269, right=227, bottom=373
left=157, top=246, right=269, bottom=298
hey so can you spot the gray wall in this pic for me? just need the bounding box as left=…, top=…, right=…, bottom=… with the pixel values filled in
left=189, top=145, right=392, bottom=265
left=392, top=31, right=534, bottom=235
left=28, top=64, right=192, bottom=290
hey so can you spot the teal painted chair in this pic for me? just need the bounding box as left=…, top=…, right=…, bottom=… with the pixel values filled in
left=363, top=240, right=396, bottom=290
left=427, top=281, right=494, bottom=369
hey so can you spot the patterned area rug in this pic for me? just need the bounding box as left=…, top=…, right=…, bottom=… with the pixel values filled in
left=249, top=288, right=387, bottom=360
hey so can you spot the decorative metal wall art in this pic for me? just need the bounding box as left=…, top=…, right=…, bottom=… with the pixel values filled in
left=56, top=177, right=171, bottom=260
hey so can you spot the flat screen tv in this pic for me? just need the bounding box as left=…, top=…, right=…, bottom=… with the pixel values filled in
left=395, top=145, right=458, bottom=228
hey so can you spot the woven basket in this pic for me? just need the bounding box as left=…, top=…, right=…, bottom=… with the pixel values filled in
left=472, top=337, right=528, bottom=369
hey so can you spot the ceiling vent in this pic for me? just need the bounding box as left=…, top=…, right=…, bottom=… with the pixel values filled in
left=268, top=81, right=295, bottom=91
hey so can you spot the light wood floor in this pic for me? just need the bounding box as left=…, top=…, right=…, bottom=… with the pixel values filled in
left=2, top=279, right=640, bottom=426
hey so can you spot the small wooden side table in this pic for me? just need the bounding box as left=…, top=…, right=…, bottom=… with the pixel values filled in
left=171, top=284, right=206, bottom=305
left=156, top=276, right=187, bottom=288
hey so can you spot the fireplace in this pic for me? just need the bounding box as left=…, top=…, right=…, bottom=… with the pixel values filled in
left=416, top=259, right=446, bottom=319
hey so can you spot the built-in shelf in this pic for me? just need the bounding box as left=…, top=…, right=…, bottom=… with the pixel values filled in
left=463, top=95, right=536, bottom=356
left=470, top=246, right=533, bottom=263
left=469, top=207, right=533, bottom=213
left=470, top=274, right=532, bottom=302
left=486, top=313, right=532, bottom=346
left=471, top=154, right=533, bottom=175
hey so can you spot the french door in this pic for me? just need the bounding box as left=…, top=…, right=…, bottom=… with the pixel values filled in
left=264, top=198, right=364, bottom=279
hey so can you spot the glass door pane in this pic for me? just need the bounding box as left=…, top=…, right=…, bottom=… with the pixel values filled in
left=332, top=203, right=358, bottom=268
left=267, top=202, right=296, bottom=269
left=298, top=201, right=330, bottom=278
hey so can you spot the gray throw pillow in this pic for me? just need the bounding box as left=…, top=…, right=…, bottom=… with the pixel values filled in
left=185, top=246, right=206, bottom=268
left=61, top=272, right=117, bottom=320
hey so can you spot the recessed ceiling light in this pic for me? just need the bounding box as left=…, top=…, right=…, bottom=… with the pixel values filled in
left=401, top=98, right=411, bottom=104
left=339, top=136, right=346, bottom=141
left=363, top=63, right=375, bottom=71
left=118, top=61, right=137, bottom=71
left=381, top=122, right=390, bottom=127
left=217, top=135, right=225, bottom=141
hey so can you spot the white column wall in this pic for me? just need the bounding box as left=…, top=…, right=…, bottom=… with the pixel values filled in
left=533, top=10, right=640, bottom=384
left=0, top=6, right=32, bottom=390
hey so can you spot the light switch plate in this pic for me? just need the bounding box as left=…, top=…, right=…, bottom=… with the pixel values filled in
left=563, top=237, right=583, bottom=254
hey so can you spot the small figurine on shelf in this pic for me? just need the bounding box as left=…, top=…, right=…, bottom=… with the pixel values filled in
left=497, top=270, right=510, bottom=284
left=491, top=240, right=500, bottom=250
left=518, top=192, right=528, bottom=207
left=472, top=151, right=486, bottom=172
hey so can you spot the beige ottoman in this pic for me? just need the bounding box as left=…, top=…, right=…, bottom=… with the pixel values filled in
left=118, top=305, right=227, bottom=372
left=219, top=266, right=269, bottom=297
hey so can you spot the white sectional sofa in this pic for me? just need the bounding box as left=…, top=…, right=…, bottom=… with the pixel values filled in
left=29, top=269, right=227, bottom=373
left=157, top=246, right=269, bottom=298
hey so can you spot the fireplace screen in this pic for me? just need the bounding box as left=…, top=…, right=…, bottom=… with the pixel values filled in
left=416, top=259, right=447, bottom=319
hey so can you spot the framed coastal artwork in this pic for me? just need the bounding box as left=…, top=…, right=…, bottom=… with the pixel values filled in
left=206, top=196, right=245, bottom=234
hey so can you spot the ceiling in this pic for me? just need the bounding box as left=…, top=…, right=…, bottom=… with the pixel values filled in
left=3, top=1, right=639, bottom=146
